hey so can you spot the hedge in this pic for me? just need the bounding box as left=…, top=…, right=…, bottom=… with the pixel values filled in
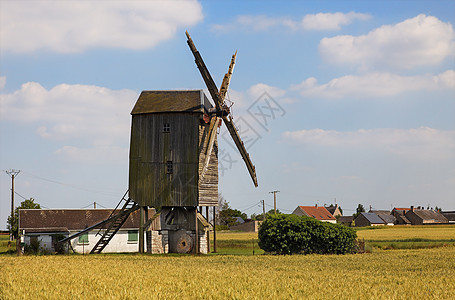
left=258, top=214, right=357, bottom=255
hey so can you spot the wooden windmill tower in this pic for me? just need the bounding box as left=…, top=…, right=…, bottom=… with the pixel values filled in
left=128, top=32, right=258, bottom=253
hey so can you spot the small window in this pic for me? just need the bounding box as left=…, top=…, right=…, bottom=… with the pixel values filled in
left=167, top=161, right=173, bottom=174
left=78, top=233, right=89, bottom=245
left=163, top=123, right=170, bottom=132
left=128, top=230, right=138, bottom=243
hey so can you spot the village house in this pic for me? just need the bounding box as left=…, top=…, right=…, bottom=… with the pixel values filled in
left=19, top=209, right=144, bottom=254
left=354, top=212, right=385, bottom=227
left=292, top=205, right=336, bottom=223
left=392, top=208, right=411, bottom=225
left=405, top=207, right=448, bottom=225
left=19, top=208, right=212, bottom=254
left=324, top=204, right=342, bottom=217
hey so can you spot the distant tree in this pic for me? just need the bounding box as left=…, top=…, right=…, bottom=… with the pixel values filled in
left=216, top=196, right=247, bottom=226
left=7, top=198, right=41, bottom=239
left=251, top=208, right=281, bottom=221
left=353, top=204, right=365, bottom=218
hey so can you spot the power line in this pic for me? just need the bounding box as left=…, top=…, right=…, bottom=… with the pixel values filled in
left=21, top=171, right=120, bottom=197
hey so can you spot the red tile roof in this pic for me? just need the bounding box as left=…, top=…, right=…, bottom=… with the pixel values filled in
left=298, top=206, right=336, bottom=221
left=394, top=208, right=410, bottom=211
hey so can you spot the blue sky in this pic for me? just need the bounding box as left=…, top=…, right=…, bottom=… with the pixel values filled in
left=1, top=0, right=454, bottom=228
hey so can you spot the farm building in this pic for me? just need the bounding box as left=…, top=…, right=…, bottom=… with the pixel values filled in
left=405, top=207, right=448, bottom=225
left=441, top=211, right=455, bottom=224
left=337, top=216, right=354, bottom=227
left=292, top=205, right=336, bottom=223
left=18, top=208, right=211, bottom=254
left=354, top=212, right=385, bottom=227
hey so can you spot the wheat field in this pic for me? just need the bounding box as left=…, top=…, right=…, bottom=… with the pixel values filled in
left=1, top=246, right=454, bottom=299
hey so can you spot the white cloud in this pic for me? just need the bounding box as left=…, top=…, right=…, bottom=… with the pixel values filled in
left=301, top=12, right=371, bottom=31
left=0, top=0, right=203, bottom=53
left=211, top=12, right=369, bottom=32
left=291, top=70, right=455, bottom=99
left=0, top=82, right=138, bottom=148
left=319, top=14, right=455, bottom=70
left=283, top=127, right=455, bottom=161
left=248, top=83, right=286, bottom=99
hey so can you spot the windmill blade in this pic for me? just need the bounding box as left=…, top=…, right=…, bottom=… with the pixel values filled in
left=200, top=116, right=219, bottom=181
left=186, top=31, right=223, bottom=111
left=219, top=51, right=237, bottom=102
left=222, top=115, right=258, bottom=187
left=186, top=31, right=258, bottom=187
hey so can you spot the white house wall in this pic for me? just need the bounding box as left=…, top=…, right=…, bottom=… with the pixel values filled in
left=69, top=229, right=143, bottom=254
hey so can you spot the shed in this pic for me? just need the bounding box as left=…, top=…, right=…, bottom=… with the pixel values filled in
left=441, top=211, right=455, bottom=224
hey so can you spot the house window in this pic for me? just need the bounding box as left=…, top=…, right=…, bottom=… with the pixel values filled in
left=128, top=230, right=138, bottom=243
left=166, top=161, right=173, bottom=174
left=78, top=233, right=89, bottom=245
left=163, top=123, right=170, bottom=132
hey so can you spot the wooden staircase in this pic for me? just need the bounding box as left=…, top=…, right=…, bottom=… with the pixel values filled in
left=90, top=198, right=139, bottom=254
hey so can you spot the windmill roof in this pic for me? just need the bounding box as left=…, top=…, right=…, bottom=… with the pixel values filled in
left=358, top=212, right=385, bottom=224
left=19, top=209, right=144, bottom=233
left=131, top=90, right=213, bottom=115
left=297, top=206, right=336, bottom=221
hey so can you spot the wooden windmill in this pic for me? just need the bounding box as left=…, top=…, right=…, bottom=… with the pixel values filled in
left=128, top=32, right=258, bottom=253
left=57, top=32, right=257, bottom=254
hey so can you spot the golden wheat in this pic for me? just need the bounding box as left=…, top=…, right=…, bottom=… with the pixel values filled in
left=1, top=246, right=454, bottom=299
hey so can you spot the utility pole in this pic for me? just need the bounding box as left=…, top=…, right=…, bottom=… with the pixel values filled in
left=6, top=169, right=20, bottom=241
left=269, top=191, right=280, bottom=215
left=261, top=200, right=266, bottom=219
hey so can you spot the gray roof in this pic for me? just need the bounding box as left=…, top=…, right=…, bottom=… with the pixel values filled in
left=378, top=214, right=396, bottom=224
left=19, top=209, right=144, bottom=233
left=411, top=210, right=448, bottom=223
left=233, top=217, right=245, bottom=224
left=131, top=90, right=212, bottom=115
left=359, top=212, right=385, bottom=224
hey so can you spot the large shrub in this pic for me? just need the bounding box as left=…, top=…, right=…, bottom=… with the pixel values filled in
left=258, top=214, right=357, bottom=255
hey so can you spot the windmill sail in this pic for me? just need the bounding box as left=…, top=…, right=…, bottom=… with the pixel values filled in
left=186, top=31, right=223, bottom=111
left=186, top=31, right=258, bottom=187
left=222, top=115, right=258, bottom=187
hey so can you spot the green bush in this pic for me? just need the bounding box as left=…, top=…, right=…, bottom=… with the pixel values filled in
left=258, top=214, right=357, bottom=255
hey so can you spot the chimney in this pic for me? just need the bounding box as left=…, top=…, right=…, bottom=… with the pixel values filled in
left=410, top=206, right=414, bottom=212
left=315, top=204, right=318, bottom=208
